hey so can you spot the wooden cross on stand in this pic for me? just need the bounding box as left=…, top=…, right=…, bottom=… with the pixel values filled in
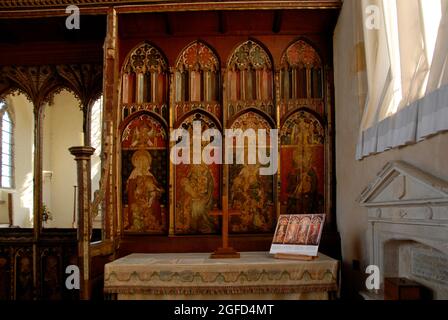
left=209, top=195, right=241, bottom=259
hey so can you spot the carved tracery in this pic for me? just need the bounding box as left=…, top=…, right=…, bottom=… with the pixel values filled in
left=121, top=43, right=169, bottom=121
left=56, top=64, right=103, bottom=109
left=174, top=41, right=221, bottom=122
left=227, top=40, right=274, bottom=120
left=280, top=40, right=324, bottom=119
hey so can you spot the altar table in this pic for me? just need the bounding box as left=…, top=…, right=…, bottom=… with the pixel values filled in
left=104, top=252, right=339, bottom=300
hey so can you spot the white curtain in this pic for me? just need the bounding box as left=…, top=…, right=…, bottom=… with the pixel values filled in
left=356, top=0, right=448, bottom=160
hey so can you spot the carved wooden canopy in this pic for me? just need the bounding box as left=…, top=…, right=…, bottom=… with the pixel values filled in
left=0, top=64, right=102, bottom=109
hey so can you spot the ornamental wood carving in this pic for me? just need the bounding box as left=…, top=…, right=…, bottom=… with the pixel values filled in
left=228, top=40, right=272, bottom=71
left=226, top=40, right=274, bottom=120
left=1, top=65, right=60, bottom=107
left=56, top=64, right=103, bottom=108
left=281, top=40, right=322, bottom=69
left=279, top=40, right=324, bottom=118
left=121, top=43, right=168, bottom=121
left=0, top=74, right=11, bottom=98
left=174, top=41, right=221, bottom=121
left=1, top=64, right=102, bottom=110
left=176, top=41, right=219, bottom=72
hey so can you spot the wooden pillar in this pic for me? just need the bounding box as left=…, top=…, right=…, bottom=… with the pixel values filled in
left=324, top=64, right=335, bottom=229
left=168, top=68, right=175, bottom=236
left=32, top=105, right=44, bottom=300
left=103, top=8, right=119, bottom=241
left=69, top=146, right=95, bottom=300
left=274, top=69, right=281, bottom=218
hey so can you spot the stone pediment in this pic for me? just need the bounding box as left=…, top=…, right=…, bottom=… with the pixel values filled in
left=359, top=161, right=448, bottom=207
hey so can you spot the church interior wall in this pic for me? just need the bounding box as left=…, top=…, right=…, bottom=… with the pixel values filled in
left=42, top=90, right=83, bottom=228
left=334, top=0, right=448, bottom=297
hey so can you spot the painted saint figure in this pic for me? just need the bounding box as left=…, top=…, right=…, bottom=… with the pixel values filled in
left=230, top=163, right=273, bottom=233
left=280, top=111, right=325, bottom=215
left=178, top=164, right=217, bottom=233
left=273, top=216, right=290, bottom=244
left=295, top=216, right=311, bottom=244
left=284, top=216, right=300, bottom=244
left=287, top=149, right=321, bottom=214
left=307, top=215, right=323, bottom=245
left=126, top=149, right=164, bottom=232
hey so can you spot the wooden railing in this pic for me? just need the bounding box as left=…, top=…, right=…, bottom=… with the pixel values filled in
left=0, top=228, right=78, bottom=300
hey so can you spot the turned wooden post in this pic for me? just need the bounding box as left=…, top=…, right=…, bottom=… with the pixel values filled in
left=69, top=146, right=95, bottom=300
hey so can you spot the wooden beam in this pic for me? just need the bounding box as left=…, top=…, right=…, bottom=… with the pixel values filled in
left=272, top=10, right=282, bottom=33
left=218, top=11, right=227, bottom=34
left=0, top=1, right=342, bottom=18
left=163, top=12, right=172, bottom=35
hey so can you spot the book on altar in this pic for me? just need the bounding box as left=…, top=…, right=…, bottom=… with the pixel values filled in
left=269, top=214, right=325, bottom=258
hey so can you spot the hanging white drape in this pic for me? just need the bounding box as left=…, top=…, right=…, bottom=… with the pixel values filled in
left=356, top=0, right=448, bottom=160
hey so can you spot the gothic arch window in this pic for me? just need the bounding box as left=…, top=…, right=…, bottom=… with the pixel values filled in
left=280, top=110, right=325, bottom=216
left=174, top=41, right=221, bottom=122
left=0, top=100, right=14, bottom=189
left=121, top=43, right=169, bottom=121
left=280, top=40, right=324, bottom=117
left=227, top=40, right=274, bottom=119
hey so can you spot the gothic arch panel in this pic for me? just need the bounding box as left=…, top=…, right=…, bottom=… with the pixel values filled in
left=174, top=41, right=221, bottom=122
left=226, top=40, right=274, bottom=120
left=121, top=112, right=168, bottom=234
left=228, top=110, right=276, bottom=233
left=280, top=110, right=325, bottom=215
left=121, top=43, right=169, bottom=121
left=174, top=111, right=221, bottom=235
left=279, top=39, right=324, bottom=119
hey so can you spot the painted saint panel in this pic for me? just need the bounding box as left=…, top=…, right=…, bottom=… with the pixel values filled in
left=121, top=114, right=168, bottom=233
left=280, top=110, right=325, bottom=215
left=174, top=113, right=221, bottom=234
left=229, top=111, right=276, bottom=233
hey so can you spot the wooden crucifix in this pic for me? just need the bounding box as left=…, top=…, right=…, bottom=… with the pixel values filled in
left=209, top=194, right=241, bottom=259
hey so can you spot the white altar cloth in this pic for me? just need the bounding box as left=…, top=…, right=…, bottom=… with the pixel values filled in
left=104, top=251, right=339, bottom=300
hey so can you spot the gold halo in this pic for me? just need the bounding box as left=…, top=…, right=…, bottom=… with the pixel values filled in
left=131, top=149, right=152, bottom=167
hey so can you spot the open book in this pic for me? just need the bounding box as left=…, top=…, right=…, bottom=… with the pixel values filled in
left=270, top=214, right=325, bottom=258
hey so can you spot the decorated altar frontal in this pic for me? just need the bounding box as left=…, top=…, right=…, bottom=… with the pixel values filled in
left=104, top=252, right=339, bottom=300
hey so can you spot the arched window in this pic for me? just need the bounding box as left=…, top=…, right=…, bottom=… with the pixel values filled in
left=0, top=100, right=14, bottom=189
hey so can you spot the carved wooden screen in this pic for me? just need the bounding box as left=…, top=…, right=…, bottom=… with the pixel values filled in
left=279, top=40, right=324, bottom=118
left=121, top=43, right=169, bottom=121
left=279, top=40, right=326, bottom=216
left=227, top=40, right=274, bottom=119
left=229, top=111, right=276, bottom=233
left=226, top=40, right=276, bottom=233
left=174, top=113, right=221, bottom=235
left=280, top=110, right=325, bottom=215
left=120, top=43, right=170, bottom=234
left=173, top=42, right=222, bottom=235
left=174, top=41, right=221, bottom=123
